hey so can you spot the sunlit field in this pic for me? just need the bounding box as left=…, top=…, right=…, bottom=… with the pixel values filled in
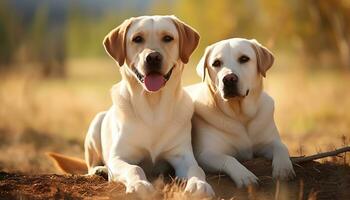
left=1, top=53, right=349, bottom=174
left=1, top=0, right=350, bottom=199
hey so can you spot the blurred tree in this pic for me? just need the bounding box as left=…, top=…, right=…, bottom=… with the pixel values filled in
left=152, top=0, right=271, bottom=57
left=66, top=5, right=88, bottom=58
left=0, top=1, right=67, bottom=77
left=1, top=0, right=350, bottom=73
left=291, top=0, right=350, bottom=69
left=0, top=1, right=18, bottom=70
left=29, top=3, right=67, bottom=77
left=174, top=0, right=236, bottom=50
left=66, top=2, right=130, bottom=58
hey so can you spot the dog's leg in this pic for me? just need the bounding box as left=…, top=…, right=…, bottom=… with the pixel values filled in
left=198, top=151, right=258, bottom=188
left=248, top=96, right=295, bottom=180
left=107, top=157, right=154, bottom=195
left=167, top=147, right=215, bottom=197
left=259, top=138, right=295, bottom=180
left=254, top=119, right=295, bottom=180
left=84, top=112, right=108, bottom=177
left=271, top=139, right=295, bottom=180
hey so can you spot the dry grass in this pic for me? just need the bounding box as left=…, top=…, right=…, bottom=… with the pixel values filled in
left=2, top=158, right=350, bottom=199
left=1, top=57, right=350, bottom=171
left=0, top=56, right=350, bottom=199
left=267, top=69, right=350, bottom=155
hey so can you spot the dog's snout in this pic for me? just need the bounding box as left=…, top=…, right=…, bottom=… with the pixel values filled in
left=146, top=52, right=162, bottom=67
left=223, top=73, right=238, bottom=87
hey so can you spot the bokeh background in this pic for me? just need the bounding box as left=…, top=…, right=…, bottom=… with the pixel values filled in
left=0, top=0, right=349, bottom=173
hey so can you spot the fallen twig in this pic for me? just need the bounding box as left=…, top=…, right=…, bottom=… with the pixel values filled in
left=291, top=146, right=350, bottom=164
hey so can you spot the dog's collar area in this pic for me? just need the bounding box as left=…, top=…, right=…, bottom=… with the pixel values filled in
left=132, top=66, right=175, bottom=83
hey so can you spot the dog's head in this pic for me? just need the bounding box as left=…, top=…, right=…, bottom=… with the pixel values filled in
left=197, top=38, right=274, bottom=100
left=104, top=15, right=199, bottom=92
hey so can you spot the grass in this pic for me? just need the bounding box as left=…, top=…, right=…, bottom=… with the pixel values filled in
left=0, top=56, right=349, bottom=174
left=267, top=69, right=350, bottom=154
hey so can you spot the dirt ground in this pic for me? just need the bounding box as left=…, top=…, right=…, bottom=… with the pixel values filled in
left=1, top=158, right=350, bottom=200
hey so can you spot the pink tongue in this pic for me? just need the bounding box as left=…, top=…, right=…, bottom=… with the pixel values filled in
left=144, top=74, right=165, bottom=92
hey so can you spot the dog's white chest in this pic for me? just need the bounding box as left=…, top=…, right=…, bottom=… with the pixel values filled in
left=120, top=122, right=180, bottom=163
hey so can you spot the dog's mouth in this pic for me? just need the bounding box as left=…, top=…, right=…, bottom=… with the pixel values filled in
left=133, top=66, right=175, bottom=92
left=222, top=89, right=250, bottom=99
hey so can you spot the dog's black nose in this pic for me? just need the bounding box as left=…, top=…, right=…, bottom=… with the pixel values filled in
left=223, top=73, right=238, bottom=87
left=146, top=52, right=162, bottom=68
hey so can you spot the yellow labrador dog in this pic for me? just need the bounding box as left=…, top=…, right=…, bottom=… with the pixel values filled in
left=49, top=15, right=214, bottom=197
left=186, top=38, right=295, bottom=187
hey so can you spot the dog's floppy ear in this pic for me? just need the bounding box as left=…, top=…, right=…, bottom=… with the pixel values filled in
left=170, top=16, right=200, bottom=64
left=196, top=46, right=212, bottom=82
left=103, top=18, right=134, bottom=67
left=250, top=39, right=274, bottom=77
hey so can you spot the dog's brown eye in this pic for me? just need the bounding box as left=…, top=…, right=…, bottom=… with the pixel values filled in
left=212, top=60, right=222, bottom=67
left=162, top=35, right=174, bottom=43
left=238, top=55, right=250, bottom=64
left=132, top=36, right=144, bottom=43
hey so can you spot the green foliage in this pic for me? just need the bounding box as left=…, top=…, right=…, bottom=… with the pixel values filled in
left=28, top=3, right=49, bottom=61
left=0, top=1, right=18, bottom=67
left=1, top=0, right=350, bottom=69
left=66, top=4, right=132, bottom=58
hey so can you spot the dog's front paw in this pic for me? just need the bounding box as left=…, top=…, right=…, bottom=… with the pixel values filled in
left=126, top=180, right=155, bottom=195
left=230, top=165, right=258, bottom=188
left=272, top=157, right=295, bottom=180
left=185, top=177, right=215, bottom=197
left=89, top=166, right=109, bottom=179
